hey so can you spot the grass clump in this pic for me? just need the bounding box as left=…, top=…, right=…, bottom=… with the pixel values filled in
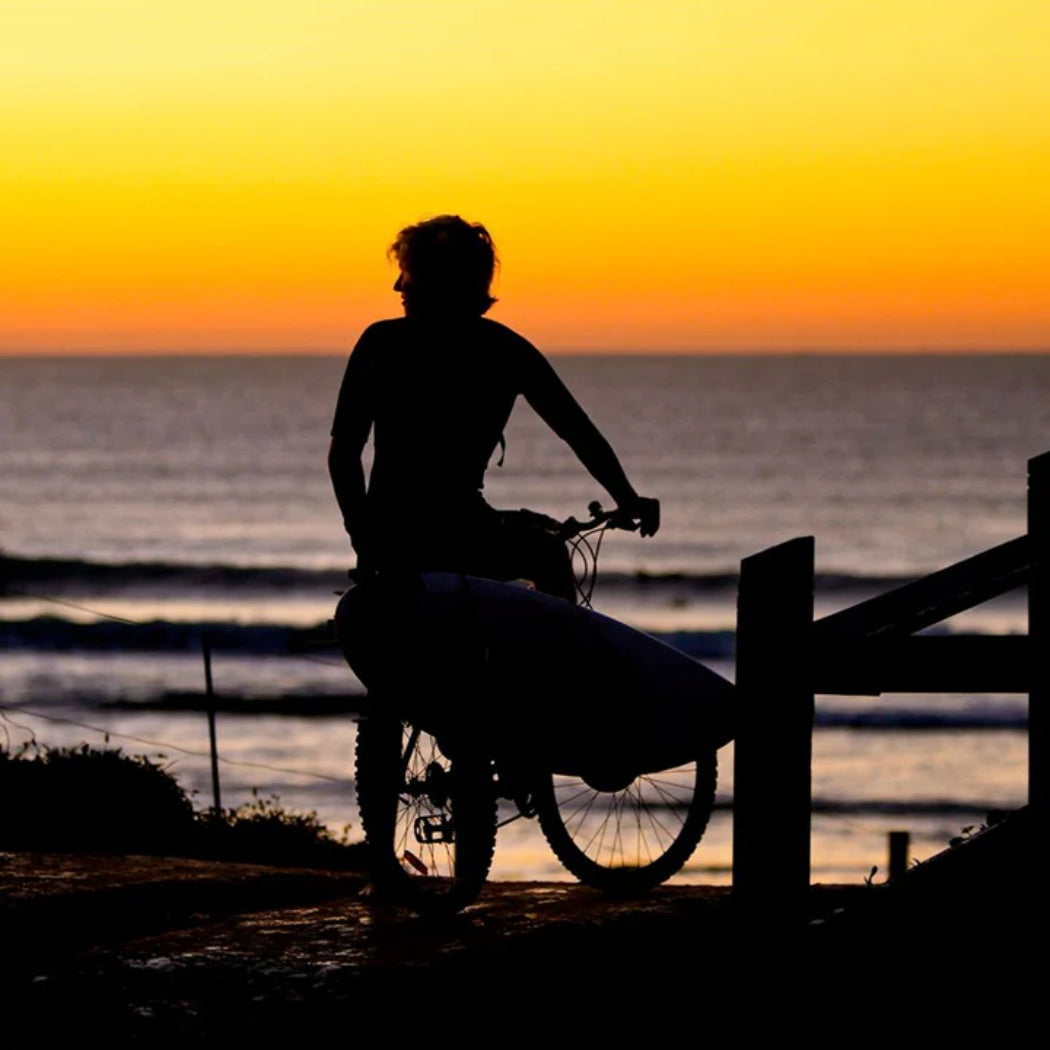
left=0, top=742, right=195, bottom=854
left=0, top=743, right=366, bottom=871
left=195, top=791, right=363, bottom=870
left=948, top=808, right=1010, bottom=849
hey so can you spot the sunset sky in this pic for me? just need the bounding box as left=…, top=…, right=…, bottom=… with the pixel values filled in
left=3, top=1, right=1048, bottom=354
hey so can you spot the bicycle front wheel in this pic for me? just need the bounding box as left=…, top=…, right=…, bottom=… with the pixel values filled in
left=354, top=712, right=497, bottom=915
left=533, top=755, right=717, bottom=895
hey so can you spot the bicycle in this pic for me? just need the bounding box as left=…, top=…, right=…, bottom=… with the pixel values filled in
left=337, top=503, right=733, bottom=915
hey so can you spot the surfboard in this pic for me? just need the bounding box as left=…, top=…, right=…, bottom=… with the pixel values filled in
left=335, top=572, right=736, bottom=776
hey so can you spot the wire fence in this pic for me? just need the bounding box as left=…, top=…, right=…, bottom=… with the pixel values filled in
left=0, top=521, right=616, bottom=811
left=1, top=587, right=360, bottom=811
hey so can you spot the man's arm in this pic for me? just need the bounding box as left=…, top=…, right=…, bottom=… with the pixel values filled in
left=328, top=437, right=372, bottom=567
left=329, top=332, right=379, bottom=568
left=519, top=345, right=660, bottom=536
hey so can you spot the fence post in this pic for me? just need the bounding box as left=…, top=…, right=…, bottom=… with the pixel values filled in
left=1028, top=453, right=1050, bottom=819
left=888, top=830, right=910, bottom=882
left=201, top=631, right=222, bottom=814
left=733, top=536, right=815, bottom=925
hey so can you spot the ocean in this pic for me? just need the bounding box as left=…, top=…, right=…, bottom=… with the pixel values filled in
left=2, top=352, right=1046, bottom=885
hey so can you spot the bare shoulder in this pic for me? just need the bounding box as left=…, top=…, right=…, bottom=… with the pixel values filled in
left=347, top=318, right=410, bottom=365
left=359, top=317, right=409, bottom=341
left=476, top=317, right=542, bottom=357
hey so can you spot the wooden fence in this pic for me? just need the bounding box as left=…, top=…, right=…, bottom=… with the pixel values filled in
left=731, top=450, right=1050, bottom=924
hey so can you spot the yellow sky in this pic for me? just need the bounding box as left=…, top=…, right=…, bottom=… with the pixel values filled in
left=2, top=1, right=1048, bottom=353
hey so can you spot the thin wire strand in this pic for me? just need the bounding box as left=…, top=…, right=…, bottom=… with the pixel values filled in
left=0, top=703, right=353, bottom=785
left=567, top=523, right=610, bottom=608
left=0, top=590, right=356, bottom=784
left=6, top=588, right=144, bottom=625
left=6, top=588, right=348, bottom=668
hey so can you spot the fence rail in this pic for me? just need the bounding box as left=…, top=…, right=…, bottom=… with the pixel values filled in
left=731, top=449, right=1050, bottom=923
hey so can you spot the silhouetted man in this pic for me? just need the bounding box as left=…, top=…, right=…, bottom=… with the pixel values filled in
left=329, top=214, right=658, bottom=596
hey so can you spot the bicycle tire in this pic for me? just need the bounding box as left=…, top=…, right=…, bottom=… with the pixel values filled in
left=354, top=711, right=497, bottom=915
left=532, top=754, right=717, bottom=894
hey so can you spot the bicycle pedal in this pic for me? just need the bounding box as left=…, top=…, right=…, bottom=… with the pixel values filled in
left=500, top=785, right=536, bottom=817
left=495, top=770, right=537, bottom=816
left=414, top=813, right=455, bottom=844
left=515, top=794, right=537, bottom=818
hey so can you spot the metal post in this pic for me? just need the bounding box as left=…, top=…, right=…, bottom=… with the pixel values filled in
left=733, top=536, right=815, bottom=925
left=1028, top=452, right=1050, bottom=818
left=202, top=632, right=222, bottom=813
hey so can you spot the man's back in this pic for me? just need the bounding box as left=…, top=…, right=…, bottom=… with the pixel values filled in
left=332, top=315, right=536, bottom=516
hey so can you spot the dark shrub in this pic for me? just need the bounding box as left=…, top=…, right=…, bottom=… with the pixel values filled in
left=194, top=793, right=365, bottom=869
left=0, top=743, right=367, bottom=870
left=0, top=744, right=195, bottom=854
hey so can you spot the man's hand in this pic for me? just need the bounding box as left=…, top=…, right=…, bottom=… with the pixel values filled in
left=619, top=496, right=660, bottom=537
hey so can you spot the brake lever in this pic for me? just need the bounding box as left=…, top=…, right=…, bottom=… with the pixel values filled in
left=583, top=501, right=639, bottom=532
left=610, top=513, right=640, bottom=532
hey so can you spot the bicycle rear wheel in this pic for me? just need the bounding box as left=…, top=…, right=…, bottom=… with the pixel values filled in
left=354, top=711, right=497, bottom=915
left=532, top=754, right=717, bottom=895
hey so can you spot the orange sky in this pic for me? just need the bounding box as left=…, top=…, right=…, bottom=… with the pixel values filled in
left=2, top=1, right=1048, bottom=354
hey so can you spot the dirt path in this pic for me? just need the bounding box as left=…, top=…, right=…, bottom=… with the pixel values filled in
left=0, top=830, right=1041, bottom=1044
left=0, top=852, right=838, bottom=1040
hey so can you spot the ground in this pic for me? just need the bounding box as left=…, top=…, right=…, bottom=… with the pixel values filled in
left=0, top=812, right=1043, bottom=1044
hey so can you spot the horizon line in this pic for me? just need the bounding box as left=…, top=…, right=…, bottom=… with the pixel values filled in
left=2, top=346, right=1049, bottom=358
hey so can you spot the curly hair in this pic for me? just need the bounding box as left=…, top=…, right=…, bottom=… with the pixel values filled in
left=388, top=214, right=498, bottom=316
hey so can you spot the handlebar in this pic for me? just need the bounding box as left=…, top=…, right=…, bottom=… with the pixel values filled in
left=510, top=501, right=641, bottom=540
left=562, top=500, right=641, bottom=538
left=347, top=501, right=641, bottom=587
